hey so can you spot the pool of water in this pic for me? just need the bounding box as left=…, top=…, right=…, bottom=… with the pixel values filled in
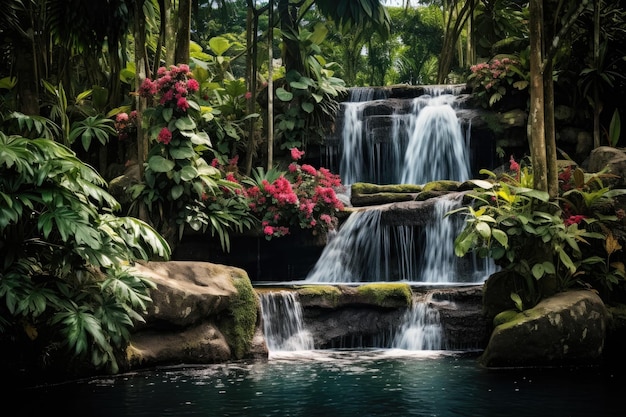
left=19, top=350, right=622, bottom=417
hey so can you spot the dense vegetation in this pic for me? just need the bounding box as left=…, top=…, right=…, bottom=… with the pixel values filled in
left=1, top=0, right=626, bottom=377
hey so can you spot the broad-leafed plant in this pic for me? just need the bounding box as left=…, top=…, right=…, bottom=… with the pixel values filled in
left=0, top=131, right=170, bottom=374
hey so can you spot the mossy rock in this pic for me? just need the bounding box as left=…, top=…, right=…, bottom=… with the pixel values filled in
left=351, top=182, right=423, bottom=195
left=421, top=180, right=461, bottom=192
left=414, top=190, right=448, bottom=201
left=351, top=192, right=415, bottom=206
left=296, top=285, right=343, bottom=308
left=355, top=283, right=412, bottom=308
left=218, top=271, right=258, bottom=360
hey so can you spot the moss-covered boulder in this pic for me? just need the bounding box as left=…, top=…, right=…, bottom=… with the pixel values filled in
left=355, top=283, right=413, bottom=308
left=350, top=182, right=423, bottom=207
left=124, top=261, right=267, bottom=371
left=480, top=290, right=607, bottom=368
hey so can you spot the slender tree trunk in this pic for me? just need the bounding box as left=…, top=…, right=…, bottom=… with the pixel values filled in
left=544, top=59, right=558, bottom=198
left=165, top=0, right=176, bottom=66
left=267, top=0, right=274, bottom=170
left=245, top=6, right=258, bottom=175
left=134, top=0, right=149, bottom=222
left=593, top=0, right=601, bottom=148
left=437, top=0, right=476, bottom=84
left=175, top=0, right=191, bottom=65
left=529, top=0, right=548, bottom=193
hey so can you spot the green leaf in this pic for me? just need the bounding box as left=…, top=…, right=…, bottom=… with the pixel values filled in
left=531, top=263, right=545, bottom=279
left=170, top=184, right=184, bottom=200
left=147, top=156, right=175, bottom=172
left=209, top=36, right=231, bottom=56
left=492, top=229, right=509, bottom=247
left=301, top=102, right=315, bottom=113
left=180, top=165, right=198, bottom=181
left=162, top=107, right=173, bottom=122
left=476, top=222, right=491, bottom=239
left=175, top=116, right=196, bottom=131
left=276, top=88, right=293, bottom=101
left=510, top=292, right=523, bottom=311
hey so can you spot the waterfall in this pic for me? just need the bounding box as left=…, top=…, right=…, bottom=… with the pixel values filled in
left=392, top=294, right=444, bottom=351
left=259, top=291, right=314, bottom=352
left=401, top=94, right=471, bottom=184
left=419, top=194, right=494, bottom=283
left=305, top=210, right=389, bottom=283
left=305, top=209, right=423, bottom=283
left=337, top=86, right=471, bottom=186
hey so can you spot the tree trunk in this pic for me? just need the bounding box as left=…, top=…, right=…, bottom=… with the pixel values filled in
left=245, top=6, right=258, bottom=175
left=277, top=0, right=303, bottom=75
left=134, top=0, right=149, bottom=222
left=544, top=59, right=558, bottom=198
left=175, top=0, right=191, bottom=65
left=437, top=0, right=477, bottom=84
left=165, top=0, right=176, bottom=66
left=267, top=0, right=275, bottom=170
left=529, top=0, right=548, bottom=192
left=593, top=0, right=601, bottom=149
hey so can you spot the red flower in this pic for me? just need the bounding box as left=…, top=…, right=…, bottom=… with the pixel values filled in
left=564, top=215, right=586, bottom=226
left=509, top=155, right=520, bottom=172
left=157, top=127, right=172, bottom=144
left=290, top=147, right=305, bottom=161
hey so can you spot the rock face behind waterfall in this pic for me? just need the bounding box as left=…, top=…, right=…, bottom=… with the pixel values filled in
left=479, top=290, right=608, bottom=368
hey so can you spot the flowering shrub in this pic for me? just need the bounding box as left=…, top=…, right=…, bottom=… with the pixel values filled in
left=130, top=64, right=253, bottom=249
left=467, top=57, right=528, bottom=108
left=236, top=148, right=345, bottom=240
left=450, top=157, right=626, bottom=306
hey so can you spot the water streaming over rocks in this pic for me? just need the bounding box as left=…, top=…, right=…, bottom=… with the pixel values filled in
left=259, top=291, right=314, bottom=352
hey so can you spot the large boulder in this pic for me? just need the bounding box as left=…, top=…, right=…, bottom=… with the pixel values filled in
left=123, top=261, right=268, bottom=371
left=479, top=290, right=607, bottom=368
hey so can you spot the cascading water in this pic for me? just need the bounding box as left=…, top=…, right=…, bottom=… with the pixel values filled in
left=259, top=291, right=314, bottom=352
left=400, top=93, right=471, bottom=184
left=306, top=85, right=495, bottom=284
left=337, top=86, right=471, bottom=186
left=304, top=209, right=424, bottom=283
left=392, top=294, right=445, bottom=350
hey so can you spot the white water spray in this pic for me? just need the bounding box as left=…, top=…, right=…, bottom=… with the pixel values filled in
left=392, top=294, right=445, bottom=350
left=259, top=291, right=314, bottom=352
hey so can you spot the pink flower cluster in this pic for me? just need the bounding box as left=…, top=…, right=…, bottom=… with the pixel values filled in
left=469, top=58, right=517, bottom=91
left=241, top=148, right=345, bottom=239
left=114, top=110, right=137, bottom=141
left=139, top=64, right=199, bottom=112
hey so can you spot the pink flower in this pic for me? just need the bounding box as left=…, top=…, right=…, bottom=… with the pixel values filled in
left=290, top=148, right=305, bottom=161
left=564, top=215, right=586, bottom=226
left=139, top=78, right=157, bottom=97
left=301, top=164, right=317, bottom=176
left=157, top=127, right=172, bottom=144
left=509, top=155, right=520, bottom=172
left=263, top=225, right=275, bottom=236
left=116, top=112, right=129, bottom=122
left=245, top=91, right=253, bottom=99
left=187, top=78, right=199, bottom=92
left=177, top=97, right=190, bottom=111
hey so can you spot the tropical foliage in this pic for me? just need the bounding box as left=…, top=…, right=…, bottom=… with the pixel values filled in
left=451, top=157, right=626, bottom=307
left=0, top=132, right=170, bottom=374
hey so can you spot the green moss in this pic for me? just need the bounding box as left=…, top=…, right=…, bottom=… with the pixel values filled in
left=296, top=285, right=342, bottom=306
left=220, top=272, right=258, bottom=360
left=356, top=283, right=412, bottom=307
left=421, top=180, right=461, bottom=192
left=351, top=182, right=422, bottom=195
left=493, top=309, right=520, bottom=326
